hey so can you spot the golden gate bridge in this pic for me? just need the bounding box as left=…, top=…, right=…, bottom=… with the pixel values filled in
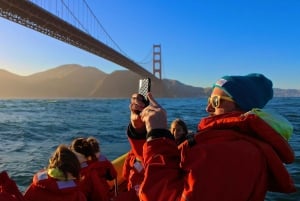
left=0, top=0, right=162, bottom=80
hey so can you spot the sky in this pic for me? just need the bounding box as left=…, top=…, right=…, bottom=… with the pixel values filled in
left=0, top=0, right=300, bottom=89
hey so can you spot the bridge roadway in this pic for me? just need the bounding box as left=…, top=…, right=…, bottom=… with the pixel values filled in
left=0, top=0, right=157, bottom=81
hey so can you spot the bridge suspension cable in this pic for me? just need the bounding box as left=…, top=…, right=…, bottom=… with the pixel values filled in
left=81, top=0, right=126, bottom=56
left=29, top=0, right=127, bottom=57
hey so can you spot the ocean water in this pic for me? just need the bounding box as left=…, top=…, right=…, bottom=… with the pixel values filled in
left=0, top=97, right=299, bottom=200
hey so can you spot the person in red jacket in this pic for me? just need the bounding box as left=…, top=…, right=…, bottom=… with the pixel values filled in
left=70, top=137, right=117, bottom=201
left=169, top=118, right=189, bottom=145
left=87, top=137, right=118, bottom=198
left=114, top=93, right=148, bottom=201
left=0, top=171, right=24, bottom=201
left=129, top=73, right=296, bottom=201
left=23, top=145, right=86, bottom=201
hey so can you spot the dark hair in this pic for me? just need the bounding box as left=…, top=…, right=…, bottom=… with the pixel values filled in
left=87, top=136, right=100, bottom=154
left=171, top=118, right=188, bottom=134
left=70, top=137, right=97, bottom=160
left=131, top=93, right=147, bottom=105
left=48, top=144, right=81, bottom=180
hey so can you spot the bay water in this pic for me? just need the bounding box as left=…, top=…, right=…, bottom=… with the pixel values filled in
left=0, top=97, right=299, bottom=200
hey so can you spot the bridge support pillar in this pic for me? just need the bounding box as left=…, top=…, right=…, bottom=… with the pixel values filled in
left=153, top=44, right=162, bottom=79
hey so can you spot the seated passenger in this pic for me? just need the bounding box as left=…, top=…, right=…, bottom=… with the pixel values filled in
left=115, top=93, right=148, bottom=201
left=23, top=145, right=86, bottom=201
left=169, top=118, right=189, bottom=145
left=70, top=137, right=116, bottom=201
left=87, top=137, right=117, bottom=196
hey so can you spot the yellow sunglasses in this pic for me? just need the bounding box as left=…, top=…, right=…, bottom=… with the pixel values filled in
left=208, top=95, right=235, bottom=108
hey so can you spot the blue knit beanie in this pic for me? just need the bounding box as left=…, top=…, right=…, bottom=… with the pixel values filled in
left=213, top=73, right=273, bottom=111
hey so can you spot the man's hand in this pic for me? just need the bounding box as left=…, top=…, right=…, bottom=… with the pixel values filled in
left=141, top=93, right=167, bottom=133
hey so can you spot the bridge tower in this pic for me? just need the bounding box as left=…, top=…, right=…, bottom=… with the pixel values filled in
left=153, top=44, right=162, bottom=79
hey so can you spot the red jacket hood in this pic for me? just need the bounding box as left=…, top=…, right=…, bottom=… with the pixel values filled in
left=198, top=112, right=295, bottom=164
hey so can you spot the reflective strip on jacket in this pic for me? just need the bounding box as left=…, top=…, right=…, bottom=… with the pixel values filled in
left=24, top=170, right=86, bottom=201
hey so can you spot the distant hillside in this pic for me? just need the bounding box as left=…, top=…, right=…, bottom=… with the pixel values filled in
left=0, top=64, right=299, bottom=98
left=273, top=88, right=300, bottom=97
left=0, top=64, right=107, bottom=98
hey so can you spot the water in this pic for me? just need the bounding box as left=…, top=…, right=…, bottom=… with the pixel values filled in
left=0, top=97, right=299, bottom=200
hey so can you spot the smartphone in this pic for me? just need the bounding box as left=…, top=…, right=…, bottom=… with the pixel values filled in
left=138, top=78, right=151, bottom=105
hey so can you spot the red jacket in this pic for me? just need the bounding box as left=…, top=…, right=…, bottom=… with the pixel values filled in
left=0, top=171, right=24, bottom=201
left=114, top=124, right=146, bottom=201
left=122, top=150, right=145, bottom=191
left=24, top=170, right=86, bottom=201
left=139, top=112, right=296, bottom=201
left=79, top=157, right=117, bottom=201
left=122, top=123, right=146, bottom=192
left=127, top=124, right=146, bottom=162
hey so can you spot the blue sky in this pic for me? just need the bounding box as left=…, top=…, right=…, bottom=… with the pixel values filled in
left=0, top=0, right=300, bottom=89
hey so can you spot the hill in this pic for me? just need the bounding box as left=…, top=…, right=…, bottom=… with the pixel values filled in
left=0, top=64, right=299, bottom=98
